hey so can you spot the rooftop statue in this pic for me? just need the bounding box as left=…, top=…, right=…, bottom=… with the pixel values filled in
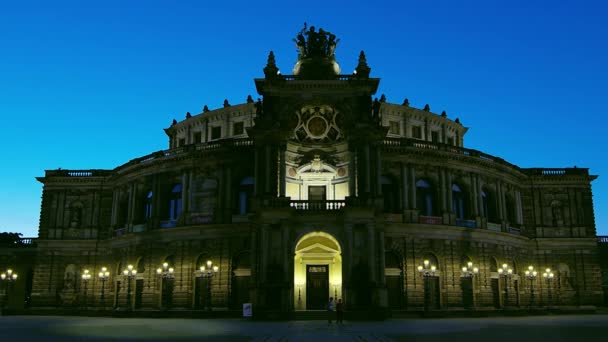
left=292, top=23, right=341, bottom=78
left=293, top=23, right=340, bottom=61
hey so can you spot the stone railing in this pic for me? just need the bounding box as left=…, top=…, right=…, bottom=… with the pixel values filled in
left=116, top=138, right=253, bottom=171
left=0, top=237, right=37, bottom=247
left=382, top=138, right=589, bottom=177
left=289, top=200, right=346, bottom=211
left=383, top=137, right=519, bottom=170
left=521, top=168, right=590, bottom=176
left=113, top=228, right=127, bottom=237
left=456, top=219, right=477, bottom=228
left=487, top=222, right=502, bottom=232
left=598, top=236, right=608, bottom=244
left=159, top=220, right=177, bottom=229
left=507, top=225, right=521, bottom=235
left=45, top=169, right=114, bottom=178
left=419, top=215, right=442, bottom=225
left=279, top=75, right=355, bottom=81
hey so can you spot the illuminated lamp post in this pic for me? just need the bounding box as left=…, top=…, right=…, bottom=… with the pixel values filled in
left=81, top=269, right=91, bottom=309
left=461, top=262, right=479, bottom=309
left=98, top=267, right=110, bottom=309
left=0, top=269, right=18, bottom=314
left=417, top=260, right=437, bottom=311
left=199, top=260, right=219, bottom=311
left=525, top=265, right=538, bottom=309
left=543, top=268, right=555, bottom=309
left=122, top=265, right=137, bottom=311
left=156, top=262, right=175, bottom=310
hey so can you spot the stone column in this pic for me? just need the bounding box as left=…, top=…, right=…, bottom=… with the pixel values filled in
left=400, top=162, right=408, bottom=210
left=364, top=145, right=371, bottom=194
left=348, top=152, right=357, bottom=198
left=470, top=173, right=479, bottom=217
left=278, top=145, right=286, bottom=197
left=378, top=230, right=386, bottom=285
left=446, top=170, right=453, bottom=213
left=409, top=165, right=416, bottom=209
left=111, top=188, right=119, bottom=227
left=126, top=183, right=135, bottom=227
left=225, top=166, right=233, bottom=222
left=515, top=190, right=523, bottom=225
left=180, top=171, right=190, bottom=224
left=375, top=146, right=382, bottom=196
left=151, top=175, right=162, bottom=228
left=265, top=145, right=271, bottom=194
left=254, top=147, right=260, bottom=196
left=476, top=175, right=484, bottom=217
left=367, top=224, right=376, bottom=282
left=260, top=225, right=269, bottom=283
left=440, top=168, right=447, bottom=213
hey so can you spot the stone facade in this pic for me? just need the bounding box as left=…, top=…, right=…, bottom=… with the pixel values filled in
left=4, top=27, right=603, bottom=317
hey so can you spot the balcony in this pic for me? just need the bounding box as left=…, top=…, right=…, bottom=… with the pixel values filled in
left=289, top=200, right=346, bottom=211
left=419, top=215, right=442, bottom=225
left=159, top=220, right=177, bottom=229
left=456, top=219, right=477, bottom=228
left=487, top=222, right=502, bottom=232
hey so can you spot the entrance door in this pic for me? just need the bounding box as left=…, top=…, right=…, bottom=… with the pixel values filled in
left=491, top=278, right=500, bottom=308
left=306, top=265, right=329, bottom=309
left=461, top=277, right=473, bottom=309
left=134, top=279, right=144, bottom=309
left=308, top=186, right=326, bottom=200
left=386, top=275, right=403, bottom=309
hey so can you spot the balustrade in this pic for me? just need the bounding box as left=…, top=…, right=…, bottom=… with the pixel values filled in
left=289, top=200, right=346, bottom=211
left=419, top=215, right=443, bottom=225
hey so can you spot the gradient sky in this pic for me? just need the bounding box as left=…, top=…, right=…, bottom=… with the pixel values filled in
left=1, top=0, right=607, bottom=237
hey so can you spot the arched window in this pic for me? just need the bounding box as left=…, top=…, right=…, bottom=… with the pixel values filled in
left=452, top=184, right=466, bottom=219
left=237, top=177, right=254, bottom=215
left=136, top=257, right=146, bottom=273
left=416, top=179, right=436, bottom=216
left=169, top=184, right=182, bottom=220
left=422, top=253, right=439, bottom=268
left=381, top=176, right=399, bottom=213
left=489, top=257, right=498, bottom=272
left=145, top=191, right=153, bottom=221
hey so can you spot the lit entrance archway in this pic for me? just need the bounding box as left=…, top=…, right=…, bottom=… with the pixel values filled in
left=294, top=231, right=342, bottom=310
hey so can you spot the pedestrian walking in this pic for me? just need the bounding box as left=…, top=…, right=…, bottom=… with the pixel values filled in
left=336, top=298, right=344, bottom=324
left=327, top=297, right=334, bottom=323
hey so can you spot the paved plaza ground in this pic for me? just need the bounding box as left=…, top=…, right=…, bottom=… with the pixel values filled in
left=1, top=314, right=607, bottom=341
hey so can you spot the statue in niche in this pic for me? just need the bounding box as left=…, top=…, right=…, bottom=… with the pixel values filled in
left=69, top=205, right=82, bottom=228
left=63, top=264, right=77, bottom=291
left=551, top=201, right=564, bottom=226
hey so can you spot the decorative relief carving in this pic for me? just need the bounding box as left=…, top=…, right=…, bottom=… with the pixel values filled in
left=292, top=105, right=341, bottom=143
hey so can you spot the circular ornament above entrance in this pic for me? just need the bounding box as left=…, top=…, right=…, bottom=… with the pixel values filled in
left=293, top=105, right=341, bottom=143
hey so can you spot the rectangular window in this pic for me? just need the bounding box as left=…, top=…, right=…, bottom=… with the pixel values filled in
left=233, top=121, right=244, bottom=135
left=447, top=137, right=455, bottom=146
left=193, top=132, right=202, bottom=144
left=211, top=126, right=221, bottom=140
left=431, top=131, right=439, bottom=143
left=412, top=125, right=422, bottom=139
left=388, top=121, right=400, bottom=135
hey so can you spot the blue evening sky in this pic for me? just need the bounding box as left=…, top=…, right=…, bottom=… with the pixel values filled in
left=1, top=0, right=607, bottom=237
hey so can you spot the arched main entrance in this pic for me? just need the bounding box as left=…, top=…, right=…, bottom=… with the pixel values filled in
left=294, top=231, right=342, bottom=310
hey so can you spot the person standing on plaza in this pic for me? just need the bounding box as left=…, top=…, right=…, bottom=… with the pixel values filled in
left=336, top=298, right=344, bottom=324
left=327, top=297, right=334, bottom=323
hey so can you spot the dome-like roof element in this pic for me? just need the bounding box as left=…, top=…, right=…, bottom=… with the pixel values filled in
left=292, top=24, right=341, bottom=79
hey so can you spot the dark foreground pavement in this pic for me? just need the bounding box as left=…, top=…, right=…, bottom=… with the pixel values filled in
left=1, top=315, right=607, bottom=341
